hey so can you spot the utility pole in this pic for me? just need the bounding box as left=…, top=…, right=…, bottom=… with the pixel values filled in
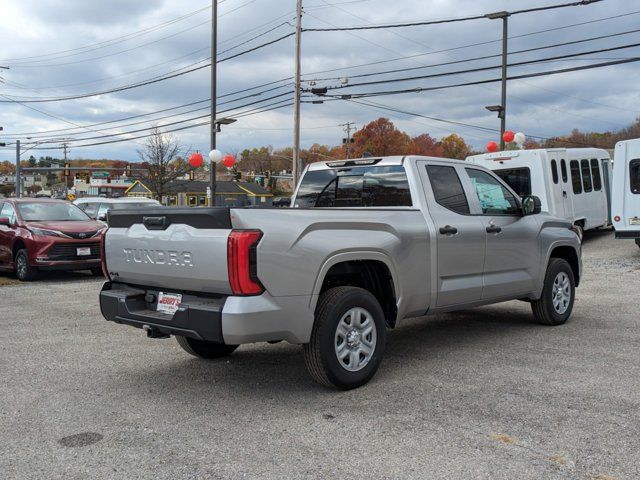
left=62, top=141, right=70, bottom=198
left=210, top=0, right=218, bottom=206
left=341, top=122, right=355, bottom=159
left=15, top=140, right=21, bottom=198
left=485, top=11, right=509, bottom=150
left=292, top=0, right=303, bottom=187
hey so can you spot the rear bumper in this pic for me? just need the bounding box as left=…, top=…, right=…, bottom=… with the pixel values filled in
left=100, top=282, right=315, bottom=345
left=100, top=282, right=226, bottom=343
left=615, top=231, right=640, bottom=239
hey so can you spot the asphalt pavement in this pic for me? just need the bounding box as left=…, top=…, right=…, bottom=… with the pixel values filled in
left=0, top=231, right=638, bottom=480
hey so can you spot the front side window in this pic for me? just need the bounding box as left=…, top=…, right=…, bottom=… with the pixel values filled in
left=493, top=167, right=531, bottom=197
left=17, top=202, right=90, bottom=222
left=570, top=160, right=582, bottom=194
left=590, top=159, right=602, bottom=191
left=581, top=159, right=593, bottom=192
left=551, top=160, right=559, bottom=184
left=630, top=159, right=640, bottom=194
left=426, top=165, right=470, bottom=215
left=466, top=168, right=520, bottom=215
left=294, top=165, right=412, bottom=208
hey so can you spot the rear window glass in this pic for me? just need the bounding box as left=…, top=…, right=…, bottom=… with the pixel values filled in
left=551, top=160, right=559, bottom=184
left=630, top=159, right=640, bottom=194
left=493, top=167, right=532, bottom=197
left=570, top=160, right=582, bottom=194
left=426, top=165, right=470, bottom=215
left=294, top=165, right=412, bottom=208
left=590, top=159, right=602, bottom=191
left=581, top=159, right=593, bottom=192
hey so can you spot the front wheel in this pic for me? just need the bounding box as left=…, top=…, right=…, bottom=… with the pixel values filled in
left=15, top=249, right=37, bottom=281
left=175, top=336, right=238, bottom=359
left=303, top=286, right=386, bottom=390
left=635, top=239, right=640, bottom=248
left=531, top=258, right=575, bottom=326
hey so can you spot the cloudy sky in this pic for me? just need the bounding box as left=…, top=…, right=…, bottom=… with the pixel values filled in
left=0, top=0, right=638, bottom=162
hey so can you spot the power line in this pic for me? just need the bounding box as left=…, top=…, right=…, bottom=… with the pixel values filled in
left=302, top=0, right=603, bottom=32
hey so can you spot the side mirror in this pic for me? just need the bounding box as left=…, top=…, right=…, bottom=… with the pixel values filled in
left=0, top=216, right=11, bottom=227
left=522, top=195, right=542, bottom=216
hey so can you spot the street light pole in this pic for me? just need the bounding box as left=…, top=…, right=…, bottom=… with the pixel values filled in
left=292, top=0, right=303, bottom=187
left=210, top=0, right=218, bottom=206
left=486, top=11, right=509, bottom=150
left=15, top=140, right=21, bottom=198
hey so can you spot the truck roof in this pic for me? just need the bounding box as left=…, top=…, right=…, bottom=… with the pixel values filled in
left=305, top=155, right=463, bottom=171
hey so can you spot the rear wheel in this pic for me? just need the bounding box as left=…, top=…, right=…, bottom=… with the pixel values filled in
left=303, top=286, right=386, bottom=390
left=15, top=249, right=37, bottom=281
left=90, top=267, right=103, bottom=277
left=635, top=239, right=640, bottom=248
left=531, top=258, right=575, bottom=326
left=573, top=223, right=584, bottom=243
left=175, top=336, right=238, bottom=359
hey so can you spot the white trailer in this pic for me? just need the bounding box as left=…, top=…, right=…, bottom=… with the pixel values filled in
left=467, top=148, right=612, bottom=239
left=612, top=139, right=640, bottom=247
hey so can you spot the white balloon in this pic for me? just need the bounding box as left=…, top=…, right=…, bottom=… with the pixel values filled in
left=209, top=149, right=223, bottom=163
left=514, top=132, right=526, bottom=145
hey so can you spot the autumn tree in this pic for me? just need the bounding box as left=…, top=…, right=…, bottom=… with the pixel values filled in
left=351, top=118, right=412, bottom=157
left=439, top=133, right=471, bottom=159
left=410, top=133, right=444, bottom=157
left=137, top=127, right=191, bottom=200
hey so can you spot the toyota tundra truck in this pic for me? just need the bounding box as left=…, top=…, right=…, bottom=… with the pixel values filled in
left=99, top=156, right=582, bottom=390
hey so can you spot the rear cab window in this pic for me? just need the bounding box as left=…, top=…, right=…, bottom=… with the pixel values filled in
left=294, top=165, right=412, bottom=208
left=426, top=165, right=470, bottom=214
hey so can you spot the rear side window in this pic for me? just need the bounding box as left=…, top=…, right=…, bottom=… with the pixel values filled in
left=426, top=165, right=470, bottom=214
left=560, top=159, right=568, bottom=183
left=294, top=165, right=412, bottom=208
left=590, top=159, right=602, bottom=191
left=570, top=160, right=582, bottom=194
left=630, top=159, right=640, bottom=194
left=551, top=160, right=559, bottom=184
left=493, top=168, right=531, bottom=197
left=581, top=159, right=593, bottom=192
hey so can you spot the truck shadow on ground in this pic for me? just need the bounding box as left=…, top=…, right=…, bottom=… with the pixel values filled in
left=118, top=303, right=545, bottom=396
left=0, top=269, right=100, bottom=285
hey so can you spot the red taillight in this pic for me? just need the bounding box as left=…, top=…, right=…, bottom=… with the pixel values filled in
left=227, top=230, right=264, bottom=296
left=100, top=231, right=110, bottom=280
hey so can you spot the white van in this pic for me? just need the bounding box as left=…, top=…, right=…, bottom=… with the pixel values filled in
left=467, top=148, right=612, bottom=239
left=612, top=139, right=640, bottom=247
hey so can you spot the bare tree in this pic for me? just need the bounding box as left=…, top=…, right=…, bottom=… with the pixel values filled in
left=138, top=127, right=192, bottom=200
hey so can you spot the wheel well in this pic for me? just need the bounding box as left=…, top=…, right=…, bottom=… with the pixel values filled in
left=320, top=260, right=398, bottom=327
left=13, top=240, right=26, bottom=259
left=550, top=246, right=580, bottom=287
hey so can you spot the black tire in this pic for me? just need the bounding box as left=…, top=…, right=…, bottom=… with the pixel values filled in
left=175, top=336, right=238, bottom=359
left=303, top=286, right=386, bottom=390
left=635, top=239, right=640, bottom=248
left=14, top=249, right=37, bottom=281
left=573, top=223, right=584, bottom=243
left=531, top=258, right=575, bottom=326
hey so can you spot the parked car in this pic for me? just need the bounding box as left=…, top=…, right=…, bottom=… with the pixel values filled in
left=467, top=148, right=613, bottom=240
left=74, top=197, right=160, bottom=224
left=99, top=156, right=582, bottom=389
left=0, top=198, right=105, bottom=281
left=271, top=196, right=291, bottom=207
left=612, top=138, right=640, bottom=247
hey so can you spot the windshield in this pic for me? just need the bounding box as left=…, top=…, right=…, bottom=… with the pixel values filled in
left=17, top=202, right=91, bottom=222
left=493, top=167, right=532, bottom=197
left=294, top=165, right=412, bottom=208
left=109, top=202, right=159, bottom=210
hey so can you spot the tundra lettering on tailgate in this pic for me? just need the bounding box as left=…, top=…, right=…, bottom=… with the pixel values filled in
left=122, top=248, right=193, bottom=267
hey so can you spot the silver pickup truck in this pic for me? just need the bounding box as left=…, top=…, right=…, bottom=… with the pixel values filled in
left=99, top=156, right=582, bottom=389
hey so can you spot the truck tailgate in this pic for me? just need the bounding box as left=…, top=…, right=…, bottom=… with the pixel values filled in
left=104, top=207, right=232, bottom=294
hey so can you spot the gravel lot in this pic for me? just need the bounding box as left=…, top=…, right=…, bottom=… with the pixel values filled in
left=1, top=231, right=638, bottom=480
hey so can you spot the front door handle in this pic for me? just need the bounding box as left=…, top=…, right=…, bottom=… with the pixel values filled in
left=439, top=225, right=458, bottom=235
left=486, top=225, right=502, bottom=234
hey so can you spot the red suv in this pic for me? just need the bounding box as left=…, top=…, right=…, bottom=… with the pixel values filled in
left=0, top=198, right=106, bottom=281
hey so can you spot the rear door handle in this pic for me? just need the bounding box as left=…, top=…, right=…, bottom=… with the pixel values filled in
left=439, top=225, right=458, bottom=235
left=486, top=225, right=502, bottom=234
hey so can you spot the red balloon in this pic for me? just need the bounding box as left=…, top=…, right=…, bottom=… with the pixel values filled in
left=486, top=141, right=499, bottom=153
left=222, top=154, right=236, bottom=168
left=189, top=152, right=204, bottom=168
left=503, top=130, right=515, bottom=143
